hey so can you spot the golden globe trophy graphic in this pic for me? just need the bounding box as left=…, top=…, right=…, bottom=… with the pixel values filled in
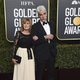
left=73, top=17, right=80, bottom=26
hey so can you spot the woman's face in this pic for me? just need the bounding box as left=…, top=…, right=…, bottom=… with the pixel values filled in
left=23, top=21, right=31, bottom=30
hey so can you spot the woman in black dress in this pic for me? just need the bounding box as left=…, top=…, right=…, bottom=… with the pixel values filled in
left=12, top=18, right=38, bottom=80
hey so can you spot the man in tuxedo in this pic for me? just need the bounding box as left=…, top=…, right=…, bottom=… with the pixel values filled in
left=31, top=5, right=57, bottom=80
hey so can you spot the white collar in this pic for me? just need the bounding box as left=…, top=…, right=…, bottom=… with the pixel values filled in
left=40, top=20, right=47, bottom=25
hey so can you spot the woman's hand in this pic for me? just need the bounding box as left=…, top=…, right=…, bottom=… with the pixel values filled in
left=33, top=36, right=38, bottom=41
left=12, top=58, right=17, bottom=64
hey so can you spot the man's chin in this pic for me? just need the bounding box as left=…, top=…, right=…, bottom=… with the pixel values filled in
left=41, top=20, right=47, bottom=22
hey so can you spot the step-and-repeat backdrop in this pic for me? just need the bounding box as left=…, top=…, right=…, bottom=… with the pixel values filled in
left=4, top=0, right=50, bottom=42
left=57, top=0, right=80, bottom=40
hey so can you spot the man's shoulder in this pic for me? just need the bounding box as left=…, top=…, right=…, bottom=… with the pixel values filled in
left=48, top=21, right=56, bottom=26
left=32, top=21, right=40, bottom=27
left=48, top=21, right=53, bottom=24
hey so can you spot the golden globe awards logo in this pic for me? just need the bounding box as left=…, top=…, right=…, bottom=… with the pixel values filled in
left=4, top=0, right=49, bottom=42
left=57, top=0, right=80, bottom=40
left=64, top=8, right=80, bottom=34
left=13, top=1, right=39, bottom=37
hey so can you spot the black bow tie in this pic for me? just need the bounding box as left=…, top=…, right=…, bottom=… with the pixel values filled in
left=43, top=22, right=47, bottom=25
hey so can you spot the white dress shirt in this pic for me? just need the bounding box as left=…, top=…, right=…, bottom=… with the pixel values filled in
left=40, top=21, right=51, bottom=43
left=40, top=21, right=50, bottom=35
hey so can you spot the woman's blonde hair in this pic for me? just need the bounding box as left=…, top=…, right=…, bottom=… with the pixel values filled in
left=21, top=18, right=32, bottom=32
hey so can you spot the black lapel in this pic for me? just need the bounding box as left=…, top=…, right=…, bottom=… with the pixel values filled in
left=38, top=21, right=47, bottom=35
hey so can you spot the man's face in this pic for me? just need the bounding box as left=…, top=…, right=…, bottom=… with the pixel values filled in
left=38, top=10, right=47, bottom=22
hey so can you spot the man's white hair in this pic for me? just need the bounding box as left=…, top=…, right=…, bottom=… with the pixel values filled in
left=37, top=5, right=47, bottom=13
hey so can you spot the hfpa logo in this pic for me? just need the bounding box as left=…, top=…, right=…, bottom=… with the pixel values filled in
left=72, top=0, right=80, bottom=5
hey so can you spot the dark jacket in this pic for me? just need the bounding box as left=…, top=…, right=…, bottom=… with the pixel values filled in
left=31, top=20, right=57, bottom=62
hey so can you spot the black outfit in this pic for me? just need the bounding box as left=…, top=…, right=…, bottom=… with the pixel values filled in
left=13, top=31, right=35, bottom=80
left=31, top=20, right=57, bottom=80
left=13, top=31, right=33, bottom=57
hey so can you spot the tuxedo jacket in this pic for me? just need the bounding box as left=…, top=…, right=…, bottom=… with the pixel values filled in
left=31, top=20, right=57, bottom=62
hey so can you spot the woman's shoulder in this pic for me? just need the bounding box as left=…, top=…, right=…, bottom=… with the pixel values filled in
left=15, top=31, right=22, bottom=37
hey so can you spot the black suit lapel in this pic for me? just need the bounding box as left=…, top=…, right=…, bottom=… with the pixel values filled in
left=38, top=21, right=53, bottom=35
left=48, top=22, right=53, bottom=34
left=38, top=21, right=47, bottom=35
